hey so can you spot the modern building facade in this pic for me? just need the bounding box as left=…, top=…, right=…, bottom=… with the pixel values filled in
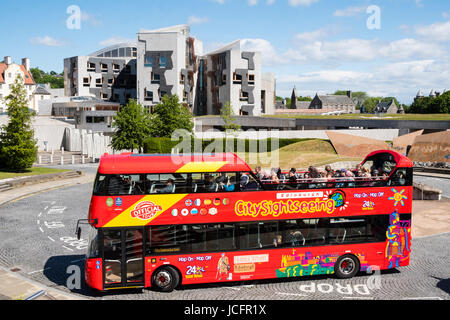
left=200, top=40, right=265, bottom=116
left=0, top=56, right=36, bottom=113
left=64, top=43, right=137, bottom=105
left=64, top=25, right=276, bottom=117
left=136, top=25, right=203, bottom=113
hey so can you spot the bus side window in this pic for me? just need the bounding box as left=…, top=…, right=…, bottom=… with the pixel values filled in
left=240, top=173, right=261, bottom=191
left=391, top=169, right=407, bottom=186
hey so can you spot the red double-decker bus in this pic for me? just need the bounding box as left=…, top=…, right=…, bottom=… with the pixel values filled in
left=78, top=150, right=412, bottom=292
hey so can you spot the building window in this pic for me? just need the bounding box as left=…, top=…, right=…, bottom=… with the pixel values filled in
left=222, top=74, right=227, bottom=85
left=96, top=78, right=103, bottom=87
left=102, top=93, right=108, bottom=99
left=113, top=64, right=120, bottom=73
left=145, top=57, right=153, bottom=67
left=101, top=63, right=108, bottom=72
left=248, top=74, right=255, bottom=85
left=151, top=72, right=161, bottom=84
left=83, top=77, right=90, bottom=87
left=160, top=56, right=167, bottom=68
left=233, top=72, right=242, bottom=84
left=107, top=78, right=114, bottom=86
left=145, top=90, right=153, bottom=101
left=180, top=72, right=185, bottom=85
left=239, top=90, right=249, bottom=101
left=87, top=62, right=96, bottom=72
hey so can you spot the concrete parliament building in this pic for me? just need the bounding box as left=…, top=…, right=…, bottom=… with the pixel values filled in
left=64, top=25, right=276, bottom=116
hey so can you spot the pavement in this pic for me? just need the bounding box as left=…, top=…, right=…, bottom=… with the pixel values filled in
left=0, top=171, right=449, bottom=300
left=0, top=172, right=95, bottom=300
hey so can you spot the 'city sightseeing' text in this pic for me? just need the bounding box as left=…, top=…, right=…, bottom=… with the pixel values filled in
left=235, top=199, right=336, bottom=218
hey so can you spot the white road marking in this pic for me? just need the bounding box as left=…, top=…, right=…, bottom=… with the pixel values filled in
left=39, top=227, right=44, bottom=233
left=276, top=292, right=307, bottom=297
left=28, top=268, right=51, bottom=275
left=47, top=236, right=55, bottom=242
left=62, top=245, right=74, bottom=252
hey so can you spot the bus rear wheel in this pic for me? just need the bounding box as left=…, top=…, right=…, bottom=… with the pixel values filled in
left=334, top=255, right=360, bottom=279
left=152, top=266, right=180, bottom=292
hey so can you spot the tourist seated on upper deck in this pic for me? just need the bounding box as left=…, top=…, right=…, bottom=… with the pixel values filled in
left=261, top=170, right=271, bottom=183
left=362, top=167, right=371, bottom=178
left=220, top=176, right=236, bottom=192
left=157, top=179, right=175, bottom=193
left=271, top=171, right=280, bottom=184
left=288, top=168, right=297, bottom=183
left=255, top=166, right=263, bottom=180
left=324, top=165, right=334, bottom=177
left=204, top=175, right=218, bottom=192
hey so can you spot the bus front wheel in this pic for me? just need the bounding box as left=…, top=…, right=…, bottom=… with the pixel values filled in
left=334, top=255, right=360, bottom=279
left=152, top=266, right=180, bottom=292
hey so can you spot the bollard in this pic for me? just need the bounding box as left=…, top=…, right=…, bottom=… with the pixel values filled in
left=82, top=156, right=85, bottom=164
left=60, top=156, right=64, bottom=165
left=72, top=155, right=75, bottom=165
left=38, top=155, right=42, bottom=165
left=61, top=147, right=64, bottom=156
left=50, top=154, right=53, bottom=164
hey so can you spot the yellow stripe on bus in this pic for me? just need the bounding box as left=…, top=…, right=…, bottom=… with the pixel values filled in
left=104, top=194, right=187, bottom=228
left=176, top=161, right=228, bottom=173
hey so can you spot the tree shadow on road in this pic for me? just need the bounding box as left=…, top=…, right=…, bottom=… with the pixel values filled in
left=432, top=276, right=450, bottom=296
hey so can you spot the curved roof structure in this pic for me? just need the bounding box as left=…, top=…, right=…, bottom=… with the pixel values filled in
left=89, top=42, right=137, bottom=58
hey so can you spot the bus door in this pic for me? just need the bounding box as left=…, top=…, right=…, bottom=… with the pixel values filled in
left=102, top=228, right=145, bottom=289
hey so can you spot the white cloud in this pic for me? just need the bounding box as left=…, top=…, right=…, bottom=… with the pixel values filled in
left=415, top=20, right=450, bottom=42
left=30, top=36, right=65, bottom=47
left=293, top=27, right=333, bottom=42
left=188, top=16, right=210, bottom=25
left=267, top=0, right=275, bottom=5
left=240, top=38, right=286, bottom=65
left=209, top=0, right=225, bottom=4
left=248, top=0, right=258, bottom=5
left=276, top=59, right=450, bottom=103
left=80, top=11, right=102, bottom=26
left=415, top=0, right=423, bottom=8
left=443, top=12, right=449, bottom=19
left=99, top=37, right=135, bottom=47
left=334, top=6, right=366, bottom=17
left=288, top=0, right=319, bottom=7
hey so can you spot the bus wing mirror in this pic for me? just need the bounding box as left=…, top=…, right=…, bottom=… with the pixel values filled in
left=77, top=226, right=82, bottom=240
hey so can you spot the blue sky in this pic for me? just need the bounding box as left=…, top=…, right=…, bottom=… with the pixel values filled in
left=1, top=0, right=449, bottom=103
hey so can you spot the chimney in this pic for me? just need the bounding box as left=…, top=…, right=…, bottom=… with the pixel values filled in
left=22, top=58, right=30, bottom=72
left=346, top=90, right=352, bottom=99
left=4, top=56, right=11, bottom=65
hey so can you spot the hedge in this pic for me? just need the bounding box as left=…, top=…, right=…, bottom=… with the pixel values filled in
left=143, top=137, right=313, bottom=154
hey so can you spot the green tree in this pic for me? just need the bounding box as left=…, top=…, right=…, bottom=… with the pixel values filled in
left=220, top=101, right=241, bottom=131
left=150, top=94, right=194, bottom=138
left=111, top=99, right=152, bottom=153
left=30, top=67, right=64, bottom=89
left=0, top=76, right=38, bottom=171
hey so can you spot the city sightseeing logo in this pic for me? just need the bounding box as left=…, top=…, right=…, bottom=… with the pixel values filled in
left=131, top=201, right=163, bottom=220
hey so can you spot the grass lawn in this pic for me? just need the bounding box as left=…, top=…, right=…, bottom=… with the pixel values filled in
left=239, top=139, right=363, bottom=169
left=0, top=167, right=70, bottom=181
